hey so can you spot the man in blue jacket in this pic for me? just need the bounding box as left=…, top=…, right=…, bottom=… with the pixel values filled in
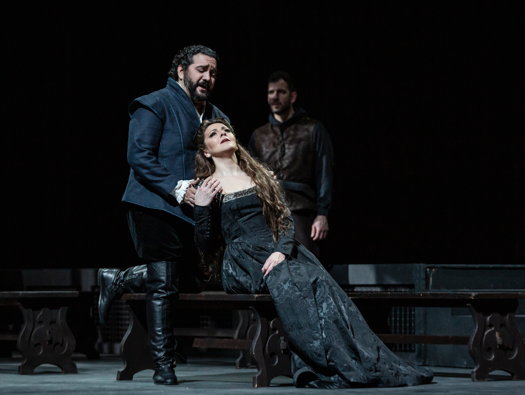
left=98, top=45, right=228, bottom=385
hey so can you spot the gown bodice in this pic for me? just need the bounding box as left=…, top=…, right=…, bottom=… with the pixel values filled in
left=220, top=187, right=275, bottom=244
left=216, top=187, right=297, bottom=295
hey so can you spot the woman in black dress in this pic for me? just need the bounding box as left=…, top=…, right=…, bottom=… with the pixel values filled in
left=193, top=117, right=433, bottom=388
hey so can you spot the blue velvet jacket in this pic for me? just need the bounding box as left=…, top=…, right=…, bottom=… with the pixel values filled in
left=121, top=77, right=228, bottom=224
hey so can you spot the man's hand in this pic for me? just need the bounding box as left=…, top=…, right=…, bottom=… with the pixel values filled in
left=311, top=215, right=329, bottom=241
left=182, top=179, right=200, bottom=206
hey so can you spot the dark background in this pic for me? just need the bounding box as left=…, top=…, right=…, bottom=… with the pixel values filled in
left=5, top=1, right=524, bottom=269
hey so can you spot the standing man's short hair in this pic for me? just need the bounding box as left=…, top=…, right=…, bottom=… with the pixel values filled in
left=268, top=70, right=296, bottom=92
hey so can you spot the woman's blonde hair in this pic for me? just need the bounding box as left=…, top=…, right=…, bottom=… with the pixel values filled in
left=194, top=117, right=291, bottom=240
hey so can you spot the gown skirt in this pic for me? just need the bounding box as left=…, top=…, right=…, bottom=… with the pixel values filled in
left=195, top=187, right=433, bottom=388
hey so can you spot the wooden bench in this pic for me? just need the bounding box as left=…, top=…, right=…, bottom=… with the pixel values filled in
left=117, top=292, right=288, bottom=387
left=116, top=290, right=525, bottom=387
left=0, top=290, right=79, bottom=374
left=349, top=291, right=525, bottom=381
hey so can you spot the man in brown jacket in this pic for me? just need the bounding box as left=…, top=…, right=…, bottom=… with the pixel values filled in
left=248, top=70, right=334, bottom=259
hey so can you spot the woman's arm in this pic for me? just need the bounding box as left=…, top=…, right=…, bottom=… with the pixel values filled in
left=263, top=216, right=296, bottom=276
left=194, top=177, right=223, bottom=253
left=194, top=205, right=220, bottom=253
left=274, top=215, right=296, bottom=257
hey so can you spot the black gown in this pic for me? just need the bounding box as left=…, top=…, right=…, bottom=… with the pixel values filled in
left=194, top=187, right=433, bottom=388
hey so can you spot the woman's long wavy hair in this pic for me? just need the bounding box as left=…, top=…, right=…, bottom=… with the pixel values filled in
left=194, top=117, right=291, bottom=241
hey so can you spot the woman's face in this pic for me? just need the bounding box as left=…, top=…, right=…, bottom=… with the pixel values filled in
left=203, top=122, right=237, bottom=158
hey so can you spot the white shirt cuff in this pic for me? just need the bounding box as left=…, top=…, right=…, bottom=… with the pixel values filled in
left=171, top=180, right=191, bottom=204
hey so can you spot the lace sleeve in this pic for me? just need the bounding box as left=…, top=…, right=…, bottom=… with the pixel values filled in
left=194, top=203, right=221, bottom=254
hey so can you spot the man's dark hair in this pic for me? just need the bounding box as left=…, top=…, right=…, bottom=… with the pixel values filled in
left=168, top=45, right=218, bottom=79
left=268, top=70, right=296, bottom=92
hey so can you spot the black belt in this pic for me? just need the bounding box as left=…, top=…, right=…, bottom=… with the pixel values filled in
left=281, top=180, right=315, bottom=200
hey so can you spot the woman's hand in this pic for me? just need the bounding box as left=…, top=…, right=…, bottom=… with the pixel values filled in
left=261, top=252, right=286, bottom=277
left=194, top=176, right=222, bottom=206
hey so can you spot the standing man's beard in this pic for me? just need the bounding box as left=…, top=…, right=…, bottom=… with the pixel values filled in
left=272, top=102, right=291, bottom=116
left=185, top=74, right=211, bottom=102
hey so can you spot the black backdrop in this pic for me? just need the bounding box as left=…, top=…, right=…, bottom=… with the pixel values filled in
left=5, top=1, right=524, bottom=268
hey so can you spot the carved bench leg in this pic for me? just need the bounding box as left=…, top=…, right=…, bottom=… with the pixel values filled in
left=468, top=300, right=525, bottom=381
left=250, top=306, right=291, bottom=387
left=17, top=305, right=77, bottom=374
left=235, top=309, right=255, bottom=368
left=117, top=301, right=153, bottom=380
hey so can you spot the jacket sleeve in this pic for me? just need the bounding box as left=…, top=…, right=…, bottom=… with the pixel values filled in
left=127, top=106, right=182, bottom=202
left=274, top=215, right=296, bottom=257
left=313, top=122, right=334, bottom=216
left=194, top=204, right=221, bottom=254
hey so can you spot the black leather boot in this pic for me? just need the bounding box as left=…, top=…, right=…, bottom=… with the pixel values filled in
left=97, top=265, right=147, bottom=324
left=146, top=261, right=179, bottom=385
